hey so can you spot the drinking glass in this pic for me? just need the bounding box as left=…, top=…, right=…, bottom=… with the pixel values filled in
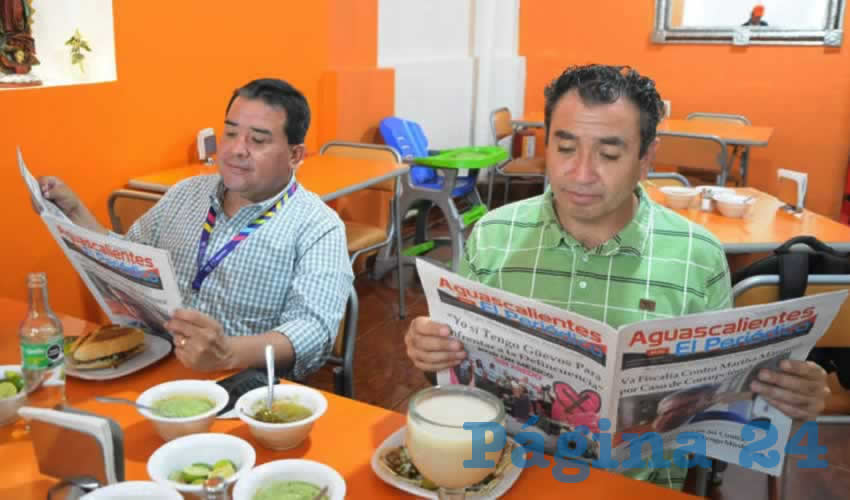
left=406, top=385, right=506, bottom=500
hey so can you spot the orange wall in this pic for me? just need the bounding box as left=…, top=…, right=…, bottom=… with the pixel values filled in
left=520, top=1, right=850, bottom=219
left=1, top=1, right=391, bottom=320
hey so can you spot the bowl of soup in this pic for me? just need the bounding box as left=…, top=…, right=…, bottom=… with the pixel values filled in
left=232, top=459, right=345, bottom=500
left=235, top=384, right=327, bottom=450
left=147, top=433, right=256, bottom=498
left=137, top=380, right=228, bottom=441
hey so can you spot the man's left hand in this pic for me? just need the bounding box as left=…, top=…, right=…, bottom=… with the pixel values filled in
left=751, top=360, right=830, bottom=420
left=166, top=309, right=237, bottom=372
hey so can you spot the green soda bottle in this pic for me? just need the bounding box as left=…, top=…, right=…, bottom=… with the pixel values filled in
left=19, top=272, right=66, bottom=410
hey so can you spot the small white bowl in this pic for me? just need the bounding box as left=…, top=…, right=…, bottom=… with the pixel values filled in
left=81, top=481, right=182, bottom=499
left=714, top=193, right=755, bottom=218
left=232, top=459, right=346, bottom=500
left=236, top=384, right=327, bottom=450
left=660, top=186, right=699, bottom=209
left=147, top=432, right=256, bottom=498
left=0, top=364, right=27, bottom=426
left=136, top=380, right=229, bottom=441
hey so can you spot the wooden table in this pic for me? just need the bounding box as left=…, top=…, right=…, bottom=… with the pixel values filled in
left=125, top=154, right=410, bottom=317
left=645, top=185, right=850, bottom=254
left=0, top=297, right=694, bottom=499
left=513, top=113, right=774, bottom=186
left=127, top=155, right=409, bottom=203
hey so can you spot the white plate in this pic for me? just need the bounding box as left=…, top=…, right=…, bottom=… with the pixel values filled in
left=66, top=333, right=172, bottom=381
left=370, top=426, right=522, bottom=499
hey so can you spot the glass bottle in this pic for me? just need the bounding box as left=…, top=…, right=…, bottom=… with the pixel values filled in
left=202, top=476, right=230, bottom=500
left=19, top=272, right=66, bottom=410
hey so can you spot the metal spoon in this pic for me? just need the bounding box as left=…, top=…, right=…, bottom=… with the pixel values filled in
left=312, top=485, right=329, bottom=500
left=95, top=396, right=157, bottom=413
left=265, top=344, right=275, bottom=409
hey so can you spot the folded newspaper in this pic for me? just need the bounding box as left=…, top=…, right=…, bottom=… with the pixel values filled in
left=18, top=147, right=182, bottom=337
left=417, top=259, right=847, bottom=476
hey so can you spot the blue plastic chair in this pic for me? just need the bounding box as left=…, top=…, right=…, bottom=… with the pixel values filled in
left=379, top=117, right=478, bottom=197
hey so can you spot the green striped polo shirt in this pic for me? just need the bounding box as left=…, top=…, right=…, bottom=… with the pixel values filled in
left=460, top=185, right=732, bottom=328
left=459, top=185, right=732, bottom=489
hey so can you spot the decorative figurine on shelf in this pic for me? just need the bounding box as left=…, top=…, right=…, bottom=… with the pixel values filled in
left=65, top=28, right=91, bottom=73
left=0, top=0, right=41, bottom=87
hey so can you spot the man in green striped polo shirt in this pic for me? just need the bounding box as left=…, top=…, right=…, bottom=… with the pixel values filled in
left=405, top=64, right=829, bottom=490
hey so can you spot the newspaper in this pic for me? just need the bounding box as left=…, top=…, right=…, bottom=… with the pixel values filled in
left=417, top=259, right=847, bottom=476
left=18, top=147, right=182, bottom=336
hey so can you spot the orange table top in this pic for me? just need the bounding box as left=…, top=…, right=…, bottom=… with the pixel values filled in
left=0, top=297, right=693, bottom=499
left=645, top=185, right=850, bottom=253
left=127, top=155, right=409, bottom=201
left=514, top=113, right=773, bottom=147
left=657, top=119, right=773, bottom=147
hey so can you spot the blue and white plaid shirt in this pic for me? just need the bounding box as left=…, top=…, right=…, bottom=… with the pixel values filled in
left=124, top=174, right=353, bottom=378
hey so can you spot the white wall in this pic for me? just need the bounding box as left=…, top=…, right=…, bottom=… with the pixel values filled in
left=378, top=0, right=524, bottom=149
left=681, top=0, right=829, bottom=29
left=5, top=0, right=117, bottom=90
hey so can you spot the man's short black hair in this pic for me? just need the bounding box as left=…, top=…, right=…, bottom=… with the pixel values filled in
left=226, top=78, right=310, bottom=145
left=543, top=64, right=664, bottom=158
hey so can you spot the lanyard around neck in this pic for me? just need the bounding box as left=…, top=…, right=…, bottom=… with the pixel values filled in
left=191, top=182, right=298, bottom=291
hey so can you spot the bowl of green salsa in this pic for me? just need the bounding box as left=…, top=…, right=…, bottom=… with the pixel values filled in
left=232, top=459, right=345, bottom=500
left=137, top=380, right=229, bottom=441
left=236, top=384, right=327, bottom=450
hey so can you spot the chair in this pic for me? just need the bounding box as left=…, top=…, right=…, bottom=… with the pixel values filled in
left=318, top=142, right=401, bottom=270
left=318, top=141, right=406, bottom=319
left=326, top=287, right=358, bottom=398
left=107, top=189, right=162, bottom=234
left=686, top=113, right=751, bottom=186
left=689, top=274, right=850, bottom=499
left=655, top=131, right=731, bottom=186
left=487, top=107, right=546, bottom=207
left=643, top=172, right=691, bottom=188
left=379, top=117, right=479, bottom=197
left=375, top=117, right=490, bottom=277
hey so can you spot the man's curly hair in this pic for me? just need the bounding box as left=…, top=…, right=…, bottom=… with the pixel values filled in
left=544, top=64, right=664, bottom=158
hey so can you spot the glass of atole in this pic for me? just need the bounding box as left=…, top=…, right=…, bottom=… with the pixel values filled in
left=406, top=385, right=506, bottom=500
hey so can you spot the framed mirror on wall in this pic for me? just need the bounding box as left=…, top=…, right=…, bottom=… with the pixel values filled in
left=653, top=0, right=846, bottom=46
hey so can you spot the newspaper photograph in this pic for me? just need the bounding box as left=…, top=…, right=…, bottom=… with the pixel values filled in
left=612, top=295, right=843, bottom=475
left=18, top=147, right=182, bottom=337
left=417, top=259, right=847, bottom=475
left=420, top=259, right=622, bottom=460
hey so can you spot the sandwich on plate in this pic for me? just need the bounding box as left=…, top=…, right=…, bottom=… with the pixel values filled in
left=67, top=324, right=146, bottom=370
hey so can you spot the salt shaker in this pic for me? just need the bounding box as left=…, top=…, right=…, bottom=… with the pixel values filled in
left=202, top=476, right=230, bottom=500
left=700, top=190, right=714, bottom=212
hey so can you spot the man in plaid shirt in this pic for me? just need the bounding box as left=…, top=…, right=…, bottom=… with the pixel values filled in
left=405, top=64, right=829, bottom=488
left=38, top=79, right=352, bottom=379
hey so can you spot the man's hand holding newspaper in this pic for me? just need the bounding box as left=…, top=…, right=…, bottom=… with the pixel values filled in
left=36, top=175, right=108, bottom=234
left=749, top=359, right=828, bottom=420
